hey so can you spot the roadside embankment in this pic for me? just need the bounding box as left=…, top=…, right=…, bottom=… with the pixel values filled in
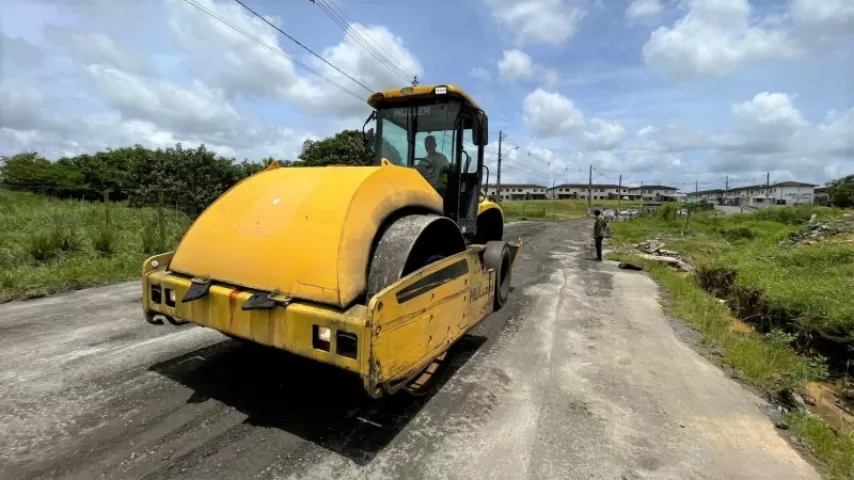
left=608, top=204, right=854, bottom=479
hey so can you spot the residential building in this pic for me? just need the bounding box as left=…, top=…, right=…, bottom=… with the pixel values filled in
left=814, top=186, right=830, bottom=206
left=485, top=184, right=548, bottom=201
left=545, top=183, right=631, bottom=200
left=627, top=185, right=680, bottom=202
left=688, top=181, right=816, bottom=207
left=686, top=189, right=725, bottom=204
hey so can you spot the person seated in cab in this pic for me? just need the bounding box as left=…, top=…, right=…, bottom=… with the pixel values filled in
left=416, top=135, right=451, bottom=196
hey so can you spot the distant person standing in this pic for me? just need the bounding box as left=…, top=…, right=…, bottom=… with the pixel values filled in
left=593, top=209, right=606, bottom=261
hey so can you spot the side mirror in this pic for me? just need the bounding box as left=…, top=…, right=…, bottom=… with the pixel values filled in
left=362, top=111, right=377, bottom=153
left=474, top=111, right=489, bottom=146
left=364, top=127, right=375, bottom=154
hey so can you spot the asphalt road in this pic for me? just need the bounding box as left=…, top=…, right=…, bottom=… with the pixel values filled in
left=1, top=220, right=819, bottom=480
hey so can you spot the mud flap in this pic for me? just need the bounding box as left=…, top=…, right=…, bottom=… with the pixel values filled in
left=366, top=249, right=493, bottom=391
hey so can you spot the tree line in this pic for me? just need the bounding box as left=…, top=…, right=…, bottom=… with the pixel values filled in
left=0, top=130, right=372, bottom=217
left=3, top=128, right=853, bottom=213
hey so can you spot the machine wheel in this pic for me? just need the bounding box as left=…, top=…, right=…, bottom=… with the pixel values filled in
left=483, top=241, right=512, bottom=310
left=367, top=214, right=466, bottom=298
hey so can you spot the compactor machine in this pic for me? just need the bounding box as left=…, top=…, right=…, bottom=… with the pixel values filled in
left=141, top=84, right=521, bottom=398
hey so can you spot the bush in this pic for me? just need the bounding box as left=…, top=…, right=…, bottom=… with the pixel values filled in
left=719, top=225, right=756, bottom=241
left=653, top=203, right=684, bottom=221
left=27, top=221, right=82, bottom=263
left=91, top=227, right=116, bottom=257
left=751, top=206, right=826, bottom=225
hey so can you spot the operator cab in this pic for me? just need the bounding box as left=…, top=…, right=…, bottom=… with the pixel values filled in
left=362, top=84, right=489, bottom=238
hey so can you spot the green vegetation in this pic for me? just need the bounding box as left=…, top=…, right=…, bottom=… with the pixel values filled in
left=501, top=199, right=644, bottom=221
left=612, top=205, right=854, bottom=347
left=0, top=189, right=190, bottom=302
left=609, top=204, right=854, bottom=479
left=0, top=133, right=372, bottom=217
left=787, top=412, right=854, bottom=479
left=827, top=174, right=854, bottom=208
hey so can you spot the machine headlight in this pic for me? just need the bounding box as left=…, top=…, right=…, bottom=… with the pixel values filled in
left=318, top=326, right=331, bottom=343
left=435, top=86, right=447, bottom=95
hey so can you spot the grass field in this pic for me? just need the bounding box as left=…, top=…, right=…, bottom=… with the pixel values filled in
left=611, top=206, right=854, bottom=347
left=0, top=192, right=616, bottom=301
left=608, top=205, right=854, bottom=479
left=0, top=189, right=190, bottom=302
left=501, top=199, right=644, bottom=221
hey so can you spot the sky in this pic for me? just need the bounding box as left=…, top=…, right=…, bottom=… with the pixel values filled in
left=0, top=0, right=852, bottom=191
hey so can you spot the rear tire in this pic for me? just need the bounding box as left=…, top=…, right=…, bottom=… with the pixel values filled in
left=483, top=241, right=512, bottom=310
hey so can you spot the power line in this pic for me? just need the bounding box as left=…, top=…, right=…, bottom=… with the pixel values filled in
left=310, top=0, right=415, bottom=83
left=179, top=0, right=366, bottom=102
left=231, top=0, right=374, bottom=93
left=315, top=0, right=417, bottom=81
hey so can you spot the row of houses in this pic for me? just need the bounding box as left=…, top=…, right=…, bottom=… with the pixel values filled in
left=485, top=184, right=683, bottom=202
left=487, top=181, right=832, bottom=207
left=686, top=181, right=818, bottom=207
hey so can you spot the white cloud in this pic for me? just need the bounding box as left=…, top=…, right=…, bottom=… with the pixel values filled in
left=642, top=0, right=802, bottom=79
left=43, top=24, right=154, bottom=74
left=522, top=89, right=585, bottom=137
left=84, top=65, right=243, bottom=136
left=0, top=0, right=429, bottom=161
left=582, top=118, right=626, bottom=150
left=730, top=91, right=807, bottom=134
left=483, top=0, right=588, bottom=46
left=632, top=92, right=853, bottom=179
left=165, top=0, right=422, bottom=117
left=791, top=0, right=854, bottom=42
left=626, top=0, right=663, bottom=22
left=497, top=49, right=534, bottom=82
left=470, top=66, right=491, bottom=81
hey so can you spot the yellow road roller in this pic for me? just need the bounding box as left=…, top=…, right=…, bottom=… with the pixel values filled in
left=141, top=84, right=521, bottom=398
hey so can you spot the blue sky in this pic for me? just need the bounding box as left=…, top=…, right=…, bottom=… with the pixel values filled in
left=1, top=0, right=852, bottom=191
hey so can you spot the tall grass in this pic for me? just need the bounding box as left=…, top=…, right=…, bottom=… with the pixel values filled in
left=0, top=189, right=191, bottom=302
left=501, top=199, right=644, bottom=221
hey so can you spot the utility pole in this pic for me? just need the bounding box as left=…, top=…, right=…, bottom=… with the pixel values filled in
left=496, top=131, right=503, bottom=203
left=695, top=180, right=698, bottom=193
left=587, top=164, right=593, bottom=212
left=617, top=174, right=622, bottom=213
left=724, top=175, right=729, bottom=205
left=766, top=172, right=770, bottom=188
left=411, top=75, right=419, bottom=86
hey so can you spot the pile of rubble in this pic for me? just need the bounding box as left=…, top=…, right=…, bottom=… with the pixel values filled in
left=780, top=213, right=854, bottom=246
left=634, top=239, right=693, bottom=272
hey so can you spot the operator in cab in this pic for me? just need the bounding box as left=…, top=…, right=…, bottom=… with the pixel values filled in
left=417, top=135, right=451, bottom=196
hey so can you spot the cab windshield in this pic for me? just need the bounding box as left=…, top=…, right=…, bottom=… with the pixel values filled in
left=376, top=101, right=462, bottom=196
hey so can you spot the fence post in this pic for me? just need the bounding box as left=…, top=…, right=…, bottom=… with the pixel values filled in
left=103, top=189, right=111, bottom=229
left=157, top=189, right=165, bottom=251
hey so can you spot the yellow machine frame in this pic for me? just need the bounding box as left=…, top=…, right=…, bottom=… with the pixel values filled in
left=141, top=84, right=520, bottom=398
left=142, top=242, right=518, bottom=398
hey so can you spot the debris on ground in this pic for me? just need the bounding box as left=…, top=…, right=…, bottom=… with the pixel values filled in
left=634, top=239, right=693, bottom=272
left=780, top=214, right=854, bottom=246
left=618, top=262, right=644, bottom=271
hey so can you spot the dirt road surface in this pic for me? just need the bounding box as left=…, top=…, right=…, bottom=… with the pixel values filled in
left=1, top=220, right=819, bottom=480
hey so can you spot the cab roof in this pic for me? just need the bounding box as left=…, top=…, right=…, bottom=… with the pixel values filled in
left=367, top=84, right=482, bottom=111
